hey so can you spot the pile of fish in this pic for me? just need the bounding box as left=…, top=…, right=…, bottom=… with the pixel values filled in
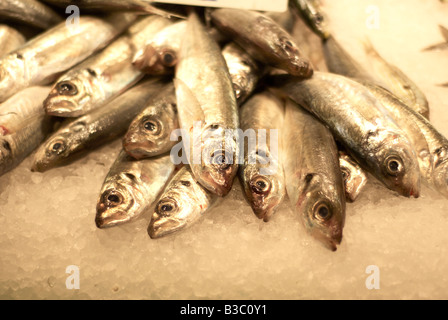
left=0, top=0, right=447, bottom=251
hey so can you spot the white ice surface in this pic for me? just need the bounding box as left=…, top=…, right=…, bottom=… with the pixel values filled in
left=1, top=0, right=448, bottom=299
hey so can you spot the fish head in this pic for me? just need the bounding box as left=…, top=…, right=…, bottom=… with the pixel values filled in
left=276, top=36, right=313, bottom=78
left=133, top=44, right=177, bottom=75
left=374, top=133, right=421, bottom=198
left=123, top=101, right=178, bottom=159
left=95, top=172, right=145, bottom=228
left=191, top=124, right=239, bottom=196
left=432, top=147, right=448, bottom=198
left=44, top=71, right=96, bottom=117
left=339, top=155, right=367, bottom=202
left=148, top=174, right=206, bottom=238
left=0, top=54, right=26, bottom=102
left=299, top=172, right=346, bottom=251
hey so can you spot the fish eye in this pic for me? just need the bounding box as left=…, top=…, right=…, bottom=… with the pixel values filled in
left=141, top=118, right=162, bottom=135
left=313, top=202, right=332, bottom=221
left=384, top=156, right=404, bottom=176
left=314, top=14, right=324, bottom=24
left=211, top=150, right=231, bottom=170
left=250, top=176, right=271, bottom=195
left=341, top=168, right=350, bottom=182
left=160, top=49, right=177, bottom=67
left=49, top=140, right=66, bottom=155
left=103, top=190, right=123, bottom=207
left=57, top=81, right=78, bottom=96
left=157, top=199, right=177, bottom=217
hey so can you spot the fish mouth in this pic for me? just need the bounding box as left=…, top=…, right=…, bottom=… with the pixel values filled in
left=148, top=217, right=182, bottom=239
left=123, top=137, right=155, bottom=160
left=95, top=209, right=130, bottom=229
left=133, top=45, right=166, bottom=74
left=44, top=99, right=79, bottom=117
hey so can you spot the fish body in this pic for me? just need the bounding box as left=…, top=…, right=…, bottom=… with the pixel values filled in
left=0, top=0, right=62, bottom=29
left=44, top=16, right=171, bottom=117
left=175, top=12, right=239, bottom=196
left=274, top=71, right=421, bottom=198
left=123, top=83, right=178, bottom=159
left=148, top=166, right=217, bottom=239
left=31, top=78, right=166, bottom=172
left=339, top=152, right=368, bottom=202
left=282, top=99, right=345, bottom=251
left=210, top=8, right=313, bottom=78
left=0, top=13, right=136, bottom=103
left=0, top=25, right=25, bottom=58
left=239, top=92, right=286, bottom=222
left=96, top=151, right=175, bottom=228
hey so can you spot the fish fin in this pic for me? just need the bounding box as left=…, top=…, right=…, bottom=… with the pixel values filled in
left=437, top=82, right=448, bottom=87
left=361, top=36, right=381, bottom=58
left=421, top=42, right=448, bottom=51
left=173, top=78, right=205, bottom=123
left=138, top=1, right=186, bottom=19
left=439, top=25, right=448, bottom=43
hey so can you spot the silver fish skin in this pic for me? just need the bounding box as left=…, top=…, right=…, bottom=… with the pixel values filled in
left=210, top=8, right=313, bottom=78
left=339, top=152, right=368, bottom=202
left=44, top=16, right=171, bottom=117
left=363, top=39, right=430, bottom=119
left=282, top=99, right=345, bottom=251
left=31, top=78, right=166, bottom=172
left=0, top=113, right=52, bottom=177
left=222, top=42, right=262, bottom=106
left=148, top=165, right=218, bottom=239
left=0, top=86, right=50, bottom=136
left=175, top=12, right=239, bottom=197
left=273, top=71, right=421, bottom=198
left=265, top=9, right=295, bottom=33
left=290, top=0, right=331, bottom=39
left=239, top=92, right=286, bottom=222
left=0, top=0, right=62, bottom=29
left=123, top=83, right=178, bottom=160
left=96, top=151, right=175, bottom=228
left=363, top=83, right=448, bottom=199
left=0, top=25, right=25, bottom=58
left=0, top=13, right=136, bottom=103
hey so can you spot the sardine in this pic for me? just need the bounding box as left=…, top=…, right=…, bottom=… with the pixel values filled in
left=123, top=83, right=178, bottom=159
left=272, top=71, right=421, bottom=197
left=0, top=86, right=50, bottom=136
left=174, top=12, right=239, bottom=197
left=0, top=13, right=136, bottom=103
left=239, top=92, right=286, bottom=222
left=31, top=78, right=166, bottom=172
left=95, top=151, right=175, bottom=228
left=44, top=16, right=171, bottom=117
left=0, top=25, right=25, bottom=58
left=290, top=0, right=331, bottom=39
left=282, top=99, right=345, bottom=251
left=148, top=166, right=217, bottom=239
left=339, top=152, right=368, bottom=202
left=222, top=42, right=262, bottom=106
left=363, top=39, right=430, bottom=118
left=210, top=8, right=313, bottom=78
left=0, top=0, right=62, bottom=29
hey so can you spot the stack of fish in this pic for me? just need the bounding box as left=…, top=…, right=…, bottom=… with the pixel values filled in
left=0, top=0, right=447, bottom=252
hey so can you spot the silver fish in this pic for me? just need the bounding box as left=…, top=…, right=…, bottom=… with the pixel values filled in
left=0, top=25, right=25, bottom=58
left=123, top=83, right=178, bottom=159
left=96, top=151, right=175, bottom=228
left=31, top=78, right=166, bottom=172
left=0, top=0, right=62, bottom=29
left=44, top=16, right=171, bottom=117
left=290, top=0, right=331, bottom=39
left=210, top=8, right=313, bottom=78
left=222, top=42, right=262, bottom=106
left=148, top=165, right=217, bottom=239
left=174, top=11, right=239, bottom=197
left=282, top=99, right=345, bottom=251
left=363, top=39, right=430, bottom=118
left=273, top=71, right=421, bottom=198
left=0, top=13, right=136, bottom=103
left=239, top=92, right=286, bottom=222
left=0, top=86, right=50, bottom=136
left=339, top=152, right=368, bottom=202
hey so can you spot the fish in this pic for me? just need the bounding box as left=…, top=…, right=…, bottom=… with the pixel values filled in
left=0, top=13, right=136, bottom=103
left=44, top=16, right=171, bottom=117
left=0, top=86, right=51, bottom=136
left=148, top=165, right=218, bottom=239
left=363, top=83, right=448, bottom=198
left=0, top=25, right=25, bottom=58
left=210, top=8, right=313, bottom=78
left=362, top=39, right=430, bottom=118
left=422, top=25, right=448, bottom=51
left=282, top=99, right=345, bottom=251
left=174, top=11, right=239, bottom=197
left=265, top=9, right=296, bottom=33
left=238, top=91, right=286, bottom=222
left=272, top=71, right=421, bottom=198
left=339, top=152, right=368, bottom=202
left=0, top=0, right=62, bottom=29
left=95, top=151, right=175, bottom=228
left=222, top=42, right=262, bottom=106
left=31, top=78, right=167, bottom=172
left=290, top=0, right=331, bottom=39
left=123, top=83, right=178, bottom=159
